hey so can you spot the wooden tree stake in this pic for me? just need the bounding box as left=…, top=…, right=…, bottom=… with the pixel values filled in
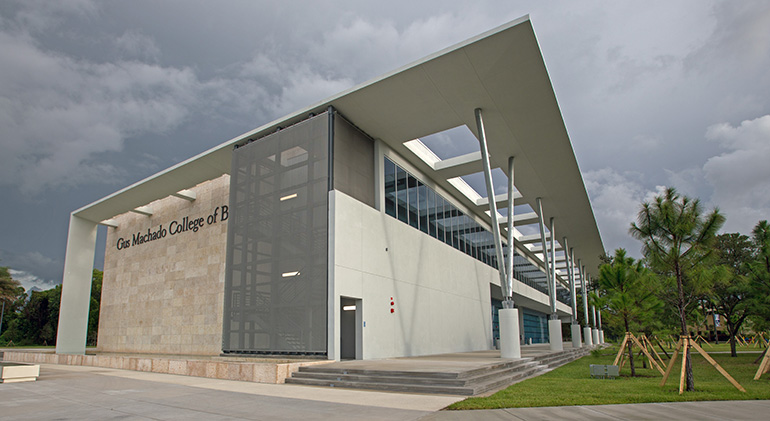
left=679, top=337, right=689, bottom=395
left=660, top=337, right=683, bottom=387
left=614, top=332, right=630, bottom=366
left=643, top=334, right=667, bottom=368
left=690, top=340, right=746, bottom=392
left=629, top=334, right=665, bottom=375
left=755, top=346, right=770, bottom=380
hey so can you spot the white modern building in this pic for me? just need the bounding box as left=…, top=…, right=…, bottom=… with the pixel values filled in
left=55, top=16, right=604, bottom=361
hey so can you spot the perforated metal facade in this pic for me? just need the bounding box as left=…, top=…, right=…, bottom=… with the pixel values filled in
left=223, top=114, right=330, bottom=355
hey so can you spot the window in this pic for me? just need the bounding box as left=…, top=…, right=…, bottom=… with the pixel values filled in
left=384, top=157, right=396, bottom=217
left=383, top=156, right=503, bottom=270
left=396, top=166, right=408, bottom=223
left=407, top=174, right=419, bottom=229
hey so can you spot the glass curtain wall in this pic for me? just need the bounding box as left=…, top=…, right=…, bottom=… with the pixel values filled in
left=384, top=156, right=569, bottom=305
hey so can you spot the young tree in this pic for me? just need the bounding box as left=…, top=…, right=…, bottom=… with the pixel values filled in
left=747, top=221, right=770, bottom=329
left=597, top=248, right=661, bottom=376
left=710, top=233, right=754, bottom=357
left=87, top=269, right=103, bottom=346
left=0, top=266, right=20, bottom=299
left=630, top=187, right=724, bottom=391
left=0, top=267, right=23, bottom=337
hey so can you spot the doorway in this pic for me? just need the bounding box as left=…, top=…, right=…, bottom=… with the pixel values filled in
left=340, top=297, right=362, bottom=360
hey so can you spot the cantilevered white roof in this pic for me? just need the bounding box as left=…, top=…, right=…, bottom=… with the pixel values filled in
left=73, top=15, right=605, bottom=273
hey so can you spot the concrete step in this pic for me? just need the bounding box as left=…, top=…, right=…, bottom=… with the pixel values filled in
left=294, top=357, right=535, bottom=380
left=471, top=364, right=546, bottom=395
left=290, top=360, right=542, bottom=389
left=286, top=377, right=477, bottom=395
left=287, top=359, right=549, bottom=396
left=286, top=347, right=595, bottom=396
left=532, top=347, right=592, bottom=369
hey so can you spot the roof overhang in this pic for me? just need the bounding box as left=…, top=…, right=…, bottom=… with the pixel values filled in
left=73, top=15, right=605, bottom=273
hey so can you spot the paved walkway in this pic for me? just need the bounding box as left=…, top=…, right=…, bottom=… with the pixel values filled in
left=2, top=360, right=768, bottom=420
left=423, top=400, right=770, bottom=420
left=0, top=364, right=457, bottom=420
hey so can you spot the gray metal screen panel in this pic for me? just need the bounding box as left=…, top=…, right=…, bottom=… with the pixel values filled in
left=223, top=113, right=329, bottom=355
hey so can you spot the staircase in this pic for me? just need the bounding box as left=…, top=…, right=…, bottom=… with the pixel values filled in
left=531, top=346, right=593, bottom=370
left=286, top=346, right=593, bottom=396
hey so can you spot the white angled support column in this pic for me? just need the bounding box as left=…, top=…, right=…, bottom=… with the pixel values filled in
left=55, top=214, right=98, bottom=355
left=536, top=198, right=555, bottom=315
left=500, top=156, right=521, bottom=358
left=537, top=198, right=562, bottom=352
left=475, top=109, right=520, bottom=359
left=581, top=264, right=593, bottom=347
left=592, top=302, right=600, bottom=346
left=504, top=156, right=515, bottom=307
left=548, top=217, right=562, bottom=351
left=566, top=242, right=581, bottom=349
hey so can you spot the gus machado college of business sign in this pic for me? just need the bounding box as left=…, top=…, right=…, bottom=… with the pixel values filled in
left=115, top=205, right=228, bottom=251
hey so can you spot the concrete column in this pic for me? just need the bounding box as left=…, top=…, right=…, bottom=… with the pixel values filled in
left=499, top=308, right=521, bottom=359
left=55, top=214, right=98, bottom=355
left=537, top=199, right=562, bottom=352
left=548, top=319, right=563, bottom=352
left=584, top=326, right=594, bottom=347
left=566, top=244, right=581, bottom=349
left=597, top=309, right=604, bottom=344
left=571, top=323, right=582, bottom=349
left=474, top=108, right=521, bottom=358
left=476, top=109, right=519, bottom=359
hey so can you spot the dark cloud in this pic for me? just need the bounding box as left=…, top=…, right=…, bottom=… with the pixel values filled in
left=1, top=0, right=769, bottom=286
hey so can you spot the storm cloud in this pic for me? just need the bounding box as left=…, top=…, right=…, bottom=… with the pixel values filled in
left=1, top=0, right=769, bottom=290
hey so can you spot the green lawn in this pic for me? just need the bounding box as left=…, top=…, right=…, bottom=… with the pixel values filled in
left=449, top=345, right=770, bottom=410
left=0, top=345, right=56, bottom=349
left=658, top=342, right=766, bottom=354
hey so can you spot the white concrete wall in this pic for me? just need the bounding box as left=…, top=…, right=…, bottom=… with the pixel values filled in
left=330, top=190, right=493, bottom=360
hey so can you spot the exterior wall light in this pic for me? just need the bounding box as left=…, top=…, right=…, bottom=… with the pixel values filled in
left=280, top=193, right=298, bottom=201
left=281, top=271, right=300, bottom=278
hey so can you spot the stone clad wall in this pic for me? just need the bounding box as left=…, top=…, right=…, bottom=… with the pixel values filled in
left=99, top=175, right=230, bottom=355
left=3, top=351, right=331, bottom=383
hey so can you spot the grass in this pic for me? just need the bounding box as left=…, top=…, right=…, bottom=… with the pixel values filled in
left=449, top=345, right=770, bottom=410
left=657, top=342, right=766, bottom=354
left=0, top=344, right=56, bottom=349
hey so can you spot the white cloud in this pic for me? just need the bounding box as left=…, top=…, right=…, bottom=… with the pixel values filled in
left=8, top=269, right=54, bottom=292
left=1, top=250, right=61, bottom=291
left=312, top=12, right=500, bottom=82
left=664, top=167, right=706, bottom=199
left=583, top=168, right=663, bottom=257
left=703, top=115, right=770, bottom=233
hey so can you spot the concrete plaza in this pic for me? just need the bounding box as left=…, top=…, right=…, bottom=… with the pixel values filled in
left=1, top=362, right=768, bottom=420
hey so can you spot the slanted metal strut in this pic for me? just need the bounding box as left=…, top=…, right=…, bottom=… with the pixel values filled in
left=474, top=108, right=509, bottom=304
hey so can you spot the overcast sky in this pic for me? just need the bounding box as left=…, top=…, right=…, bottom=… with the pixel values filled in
left=1, top=1, right=769, bottom=291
